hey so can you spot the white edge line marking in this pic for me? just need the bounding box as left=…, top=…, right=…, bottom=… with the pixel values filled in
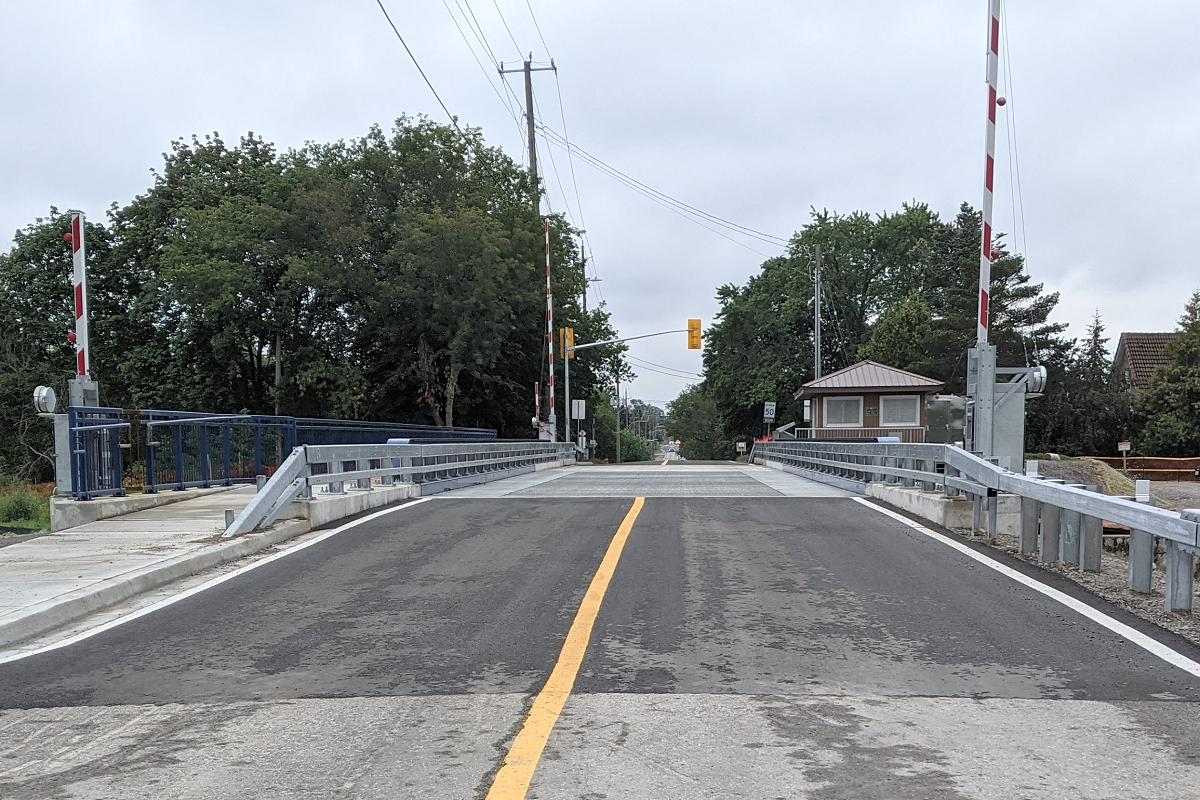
left=0, top=497, right=434, bottom=665
left=852, top=497, right=1200, bottom=679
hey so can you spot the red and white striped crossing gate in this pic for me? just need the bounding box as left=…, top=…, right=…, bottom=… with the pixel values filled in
left=976, top=0, right=1001, bottom=345
left=68, top=211, right=91, bottom=378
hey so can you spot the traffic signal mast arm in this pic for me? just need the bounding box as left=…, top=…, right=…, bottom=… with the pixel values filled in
left=570, top=320, right=701, bottom=354
left=569, top=328, right=689, bottom=353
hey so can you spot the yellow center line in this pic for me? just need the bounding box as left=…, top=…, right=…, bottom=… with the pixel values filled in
left=484, top=496, right=646, bottom=800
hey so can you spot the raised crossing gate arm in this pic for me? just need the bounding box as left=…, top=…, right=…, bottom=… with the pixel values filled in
left=751, top=439, right=1200, bottom=611
left=223, top=440, right=576, bottom=538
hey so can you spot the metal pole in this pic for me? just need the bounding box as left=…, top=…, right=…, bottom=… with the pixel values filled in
left=545, top=220, right=557, bottom=441
left=814, top=244, right=822, bottom=380
left=614, top=369, right=621, bottom=464
left=564, top=332, right=571, bottom=446
left=69, top=211, right=90, bottom=378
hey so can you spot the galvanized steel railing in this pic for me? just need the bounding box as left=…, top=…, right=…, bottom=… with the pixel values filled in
left=224, top=441, right=576, bottom=538
left=752, top=440, right=1200, bottom=611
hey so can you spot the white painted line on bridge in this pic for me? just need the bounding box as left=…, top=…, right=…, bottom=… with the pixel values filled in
left=853, top=497, right=1200, bottom=679
left=0, top=498, right=434, bottom=665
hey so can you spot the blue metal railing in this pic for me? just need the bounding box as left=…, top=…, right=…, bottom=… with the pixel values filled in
left=142, top=411, right=297, bottom=493
left=67, top=406, right=130, bottom=500
left=66, top=407, right=499, bottom=497
left=137, top=411, right=497, bottom=494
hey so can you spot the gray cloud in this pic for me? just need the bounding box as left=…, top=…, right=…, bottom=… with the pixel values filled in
left=3, top=1, right=1196, bottom=408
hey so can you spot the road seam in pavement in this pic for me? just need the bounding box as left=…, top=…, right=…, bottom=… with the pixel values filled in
left=853, top=496, right=1200, bottom=678
left=0, top=498, right=433, bottom=665
left=485, top=496, right=646, bottom=800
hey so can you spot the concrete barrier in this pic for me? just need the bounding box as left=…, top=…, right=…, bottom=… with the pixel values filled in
left=867, top=483, right=1020, bottom=535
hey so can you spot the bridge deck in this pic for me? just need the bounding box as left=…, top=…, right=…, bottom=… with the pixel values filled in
left=0, top=463, right=1197, bottom=798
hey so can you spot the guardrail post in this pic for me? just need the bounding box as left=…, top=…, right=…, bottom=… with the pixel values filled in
left=1128, top=483, right=1154, bottom=593
left=1164, top=541, right=1195, bottom=613
left=357, top=458, right=372, bottom=491
left=1079, top=485, right=1103, bottom=573
left=1129, top=530, right=1154, bottom=593
left=1059, top=484, right=1085, bottom=566
left=986, top=490, right=998, bottom=539
left=1039, top=503, right=1062, bottom=563
left=1019, top=496, right=1040, bottom=555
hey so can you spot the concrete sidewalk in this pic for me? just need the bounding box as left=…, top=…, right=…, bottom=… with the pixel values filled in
left=0, top=487, right=312, bottom=649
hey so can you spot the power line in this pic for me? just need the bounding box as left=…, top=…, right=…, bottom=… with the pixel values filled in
left=536, top=122, right=789, bottom=247
left=372, top=0, right=461, bottom=135
left=523, top=0, right=552, bottom=58
left=440, top=0, right=526, bottom=145
left=538, top=125, right=774, bottom=258
left=626, top=354, right=703, bottom=379
left=491, top=0, right=524, bottom=55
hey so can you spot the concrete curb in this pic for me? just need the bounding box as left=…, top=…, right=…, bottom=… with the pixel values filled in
left=0, top=518, right=311, bottom=649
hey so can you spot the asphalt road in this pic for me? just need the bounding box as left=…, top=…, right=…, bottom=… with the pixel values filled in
left=1, top=464, right=1199, bottom=799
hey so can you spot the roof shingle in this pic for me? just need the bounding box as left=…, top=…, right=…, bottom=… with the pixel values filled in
left=1114, top=332, right=1179, bottom=390
left=795, top=360, right=944, bottom=398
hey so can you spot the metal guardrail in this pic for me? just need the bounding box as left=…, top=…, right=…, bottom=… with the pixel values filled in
left=67, top=406, right=130, bottom=500
left=752, top=440, right=1200, bottom=611
left=224, top=441, right=575, bottom=538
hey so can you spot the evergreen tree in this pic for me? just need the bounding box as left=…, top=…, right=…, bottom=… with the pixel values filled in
left=1135, top=292, right=1200, bottom=455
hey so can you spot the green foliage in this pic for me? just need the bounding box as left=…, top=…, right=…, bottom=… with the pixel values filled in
left=857, top=293, right=935, bottom=375
left=618, top=429, right=654, bottom=463
left=1135, top=291, right=1200, bottom=455
left=666, top=385, right=733, bottom=460
left=0, top=489, right=50, bottom=528
left=0, top=118, right=626, bottom=481
left=702, top=201, right=1071, bottom=450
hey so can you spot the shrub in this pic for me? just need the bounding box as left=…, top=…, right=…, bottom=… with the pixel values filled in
left=0, top=489, right=49, bottom=526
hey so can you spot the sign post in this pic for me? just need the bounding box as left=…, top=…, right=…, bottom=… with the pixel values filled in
left=1118, top=440, right=1132, bottom=472
left=763, top=401, right=777, bottom=438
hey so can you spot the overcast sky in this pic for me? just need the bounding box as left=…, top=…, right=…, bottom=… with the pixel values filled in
left=3, top=1, right=1198, bottom=411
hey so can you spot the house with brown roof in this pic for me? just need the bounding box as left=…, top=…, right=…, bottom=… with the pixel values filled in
left=1113, top=332, right=1178, bottom=390
left=793, top=360, right=944, bottom=443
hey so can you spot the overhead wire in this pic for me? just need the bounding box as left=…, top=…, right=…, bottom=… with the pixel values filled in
left=538, top=125, right=773, bottom=257
left=372, top=0, right=462, bottom=135
left=1000, top=0, right=1030, bottom=267
left=440, top=0, right=527, bottom=147
left=625, top=354, right=703, bottom=379
left=523, top=0, right=552, bottom=59
left=535, top=122, right=788, bottom=248
left=491, top=0, right=524, bottom=56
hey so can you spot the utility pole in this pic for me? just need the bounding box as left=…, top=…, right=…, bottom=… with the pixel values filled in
left=813, top=244, right=822, bottom=381
left=499, top=54, right=556, bottom=214
left=614, top=368, right=621, bottom=464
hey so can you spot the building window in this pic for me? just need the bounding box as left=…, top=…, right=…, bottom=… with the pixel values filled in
left=823, top=396, right=863, bottom=427
left=880, top=394, right=920, bottom=427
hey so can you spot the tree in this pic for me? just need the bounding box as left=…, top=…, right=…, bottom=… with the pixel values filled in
left=857, top=293, right=935, bottom=375
left=1135, top=291, right=1200, bottom=455
left=702, top=201, right=1071, bottom=448
left=666, top=385, right=733, bottom=460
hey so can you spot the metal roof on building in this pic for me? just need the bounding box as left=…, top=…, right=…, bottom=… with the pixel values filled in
left=1114, top=332, right=1179, bottom=390
left=794, top=360, right=944, bottom=398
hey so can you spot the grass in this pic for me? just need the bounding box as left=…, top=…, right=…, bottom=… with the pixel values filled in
left=0, top=487, right=51, bottom=531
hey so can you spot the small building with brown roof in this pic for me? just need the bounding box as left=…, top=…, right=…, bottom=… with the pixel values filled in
left=1113, top=332, right=1179, bottom=390
left=793, top=360, right=945, bottom=442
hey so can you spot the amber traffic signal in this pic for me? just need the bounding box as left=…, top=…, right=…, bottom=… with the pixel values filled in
left=687, top=318, right=702, bottom=350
